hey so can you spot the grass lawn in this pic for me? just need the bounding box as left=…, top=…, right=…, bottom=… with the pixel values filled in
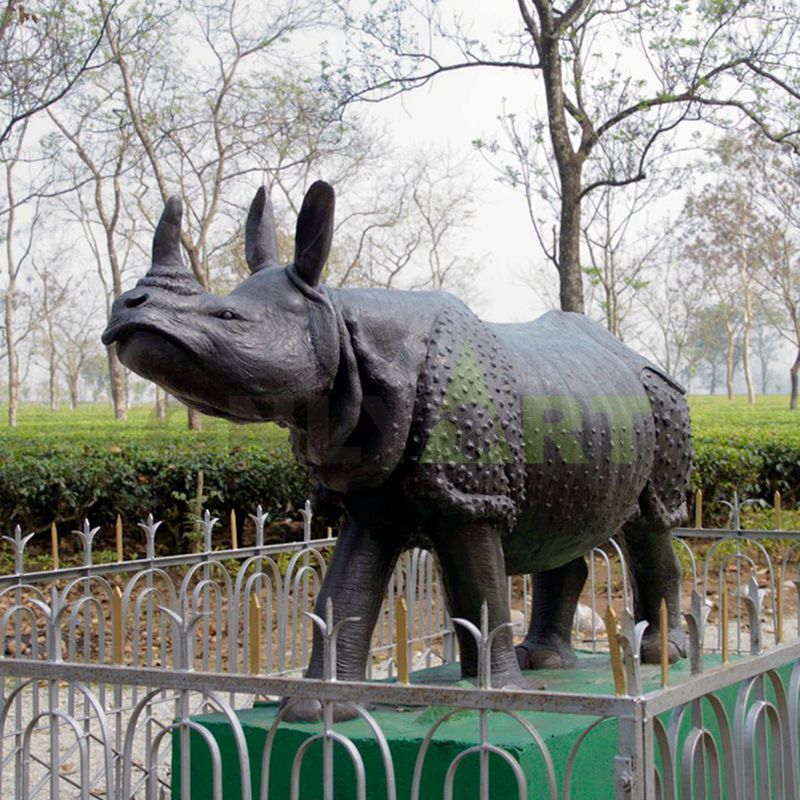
left=0, top=402, right=287, bottom=449
left=688, top=394, right=799, bottom=444
left=0, top=393, right=795, bottom=443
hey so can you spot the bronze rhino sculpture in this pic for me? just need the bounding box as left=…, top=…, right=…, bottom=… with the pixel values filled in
left=103, top=181, right=691, bottom=720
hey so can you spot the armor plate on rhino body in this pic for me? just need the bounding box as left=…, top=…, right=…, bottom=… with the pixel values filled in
left=404, top=303, right=527, bottom=531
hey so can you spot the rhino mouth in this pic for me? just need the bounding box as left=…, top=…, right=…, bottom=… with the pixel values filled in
left=102, top=320, right=190, bottom=353
left=103, top=320, right=159, bottom=346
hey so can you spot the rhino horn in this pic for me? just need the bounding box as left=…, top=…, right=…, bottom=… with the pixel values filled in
left=142, top=196, right=202, bottom=294
left=294, top=180, right=335, bottom=286
left=245, top=186, right=280, bottom=273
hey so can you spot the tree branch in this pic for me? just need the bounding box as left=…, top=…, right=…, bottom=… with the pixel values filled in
left=557, top=0, right=593, bottom=31
left=0, top=1, right=119, bottom=145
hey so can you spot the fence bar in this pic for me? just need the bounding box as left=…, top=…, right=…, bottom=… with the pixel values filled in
left=694, top=488, right=703, bottom=529
left=249, top=594, right=261, bottom=675
left=606, top=606, right=626, bottom=696
left=116, top=514, right=124, bottom=562
left=50, top=521, right=59, bottom=570
left=395, top=598, right=409, bottom=685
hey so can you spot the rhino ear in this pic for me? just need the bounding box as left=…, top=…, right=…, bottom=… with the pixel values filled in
left=293, top=181, right=335, bottom=286
left=245, top=186, right=280, bottom=273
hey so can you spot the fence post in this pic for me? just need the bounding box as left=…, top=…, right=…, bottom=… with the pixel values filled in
left=616, top=701, right=648, bottom=799
left=606, top=606, right=626, bottom=696
left=116, top=514, right=124, bottom=562
left=230, top=509, right=238, bottom=550
left=50, top=521, right=59, bottom=570
left=694, top=488, right=703, bottom=529
left=395, top=598, right=409, bottom=684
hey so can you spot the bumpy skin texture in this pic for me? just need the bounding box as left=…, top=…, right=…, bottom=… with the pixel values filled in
left=103, top=183, right=693, bottom=722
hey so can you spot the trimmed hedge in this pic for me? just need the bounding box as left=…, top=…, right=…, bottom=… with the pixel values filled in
left=0, top=413, right=310, bottom=552
left=0, top=400, right=797, bottom=551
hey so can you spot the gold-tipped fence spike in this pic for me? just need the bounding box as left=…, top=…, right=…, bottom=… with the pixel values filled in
left=605, top=606, right=626, bottom=696
left=249, top=594, right=261, bottom=675
left=659, top=599, right=669, bottom=688
left=395, top=598, right=410, bottom=685
left=694, top=488, right=703, bottom=529
left=50, top=521, right=59, bottom=570
left=116, top=514, right=124, bottom=562
left=230, top=509, right=238, bottom=550
left=112, top=586, right=124, bottom=665
left=721, top=588, right=729, bottom=664
left=775, top=490, right=782, bottom=531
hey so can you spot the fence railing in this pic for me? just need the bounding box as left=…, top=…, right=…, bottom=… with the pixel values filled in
left=0, top=493, right=798, bottom=799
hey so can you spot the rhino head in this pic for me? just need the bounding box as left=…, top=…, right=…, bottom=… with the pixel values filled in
left=102, top=182, right=343, bottom=426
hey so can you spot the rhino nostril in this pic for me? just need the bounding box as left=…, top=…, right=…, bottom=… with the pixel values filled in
left=125, top=293, right=148, bottom=309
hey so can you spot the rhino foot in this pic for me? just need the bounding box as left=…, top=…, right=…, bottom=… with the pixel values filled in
left=490, top=664, right=530, bottom=690
left=515, top=635, right=577, bottom=670
left=280, top=697, right=359, bottom=723
left=640, top=630, right=687, bottom=665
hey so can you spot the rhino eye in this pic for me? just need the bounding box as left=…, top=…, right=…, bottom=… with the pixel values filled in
left=216, top=309, right=239, bottom=321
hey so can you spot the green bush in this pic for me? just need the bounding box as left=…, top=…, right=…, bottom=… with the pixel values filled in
left=0, top=397, right=797, bottom=550
left=0, top=405, right=310, bottom=552
left=689, top=395, right=800, bottom=512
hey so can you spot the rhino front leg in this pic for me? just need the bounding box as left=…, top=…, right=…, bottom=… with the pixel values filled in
left=515, top=556, right=587, bottom=670
left=282, top=517, right=400, bottom=722
left=431, top=521, right=527, bottom=689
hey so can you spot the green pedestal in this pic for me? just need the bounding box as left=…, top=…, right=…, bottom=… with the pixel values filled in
left=172, top=654, right=772, bottom=799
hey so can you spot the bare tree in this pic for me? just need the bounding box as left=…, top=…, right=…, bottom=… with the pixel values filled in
left=639, top=250, right=706, bottom=385
left=0, top=0, right=116, bottom=144
left=101, top=0, right=360, bottom=429
left=1, top=120, right=38, bottom=425
left=330, top=0, right=800, bottom=313
left=580, top=176, right=676, bottom=341
left=330, top=150, right=480, bottom=299
left=742, top=140, right=800, bottom=409
left=48, top=96, right=137, bottom=420
left=32, top=256, right=70, bottom=409
left=684, top=173, right=767, bottom=402
left=53, top=277, right=102, bottom=409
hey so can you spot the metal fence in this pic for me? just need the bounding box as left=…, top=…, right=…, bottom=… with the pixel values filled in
left=0, top=494, right=798, bottom=799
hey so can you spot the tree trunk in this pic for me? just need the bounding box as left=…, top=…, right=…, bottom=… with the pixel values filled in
left=535, top=13, right=586, bottom=314
left=106, top=345, right=127, bottom=420
left=558, top=179, right=585, bottom=313
left=741, top=276, right=755, bottom=404
left=4, top=290, right=17, bottom=427
left=4, top=157, right=17, bottom=427
left=155, top=385, right=167, bottom=421
left=68, top=374, right=79, bottom=410
left=49, top=346, right=58, bottom=410
left=725, top=330, right=735, bottom=401
left=790, top=349, right=799, bottom=410
left=742, top=320, right=755, bottom=403
left=188, top=407, right=202, bottom=431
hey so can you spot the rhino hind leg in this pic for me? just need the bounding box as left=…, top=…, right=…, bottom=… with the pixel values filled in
left=515, top=556, right=588, bottom=670
left=431, top=521, right=527, bottom=689
left=622, top=481, right=688, bottom=665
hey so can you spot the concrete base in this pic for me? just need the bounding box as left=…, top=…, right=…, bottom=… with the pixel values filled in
left=172, top=653, right=757, bottom=799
